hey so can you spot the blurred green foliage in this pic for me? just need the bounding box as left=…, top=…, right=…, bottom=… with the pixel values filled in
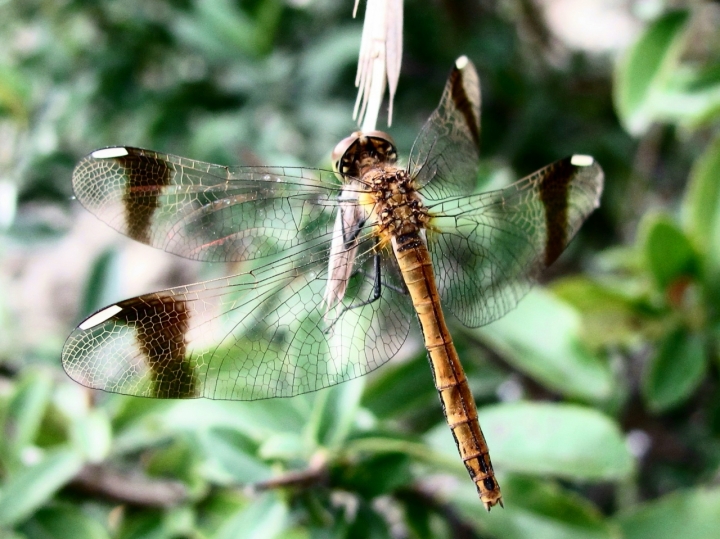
left=1, top=0, right=720, bottom=538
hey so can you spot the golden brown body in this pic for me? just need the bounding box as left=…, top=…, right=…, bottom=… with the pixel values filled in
left=64, top=58, right=604, bottom=512
left=355, top=156, right=503, bottom=509
left=393, top=233, right=502, bottom=509
left=328, top=126, right=504, bottom=509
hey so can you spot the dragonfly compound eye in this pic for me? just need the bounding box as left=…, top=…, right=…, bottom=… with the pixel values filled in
left=332, top=131, right=398, bottom=179
left=332, top=132, right=362, bottom=175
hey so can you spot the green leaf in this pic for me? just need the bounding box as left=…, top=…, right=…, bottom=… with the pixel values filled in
left=173, top=0, right=283, bottom=59
left=116, top=511, right=165, bottom=539
left=258, top=432, right=306, bottom=461
left=0, top=64, right=31, bottom=121
left=473, top=289, right=614, bottom=401
left=199, top=428, right=272, bottom=485
left=453, top=475, right=618, bottom=539
left=649, top=75, right=720, bottom=128
left=614, top=486, right=720, bottom=539
left=397, top=491, right=433, bottom=539
left=214, top=493, right=289, bottom=539
left=683, top=134, right=720, bottom=271
left=164, top=506, right=196, bottom=537
left=642, top=328, right=707, bottom=412
left=345, top=502, right=392, bottom=539
left=614, top=10, right=690, bottom=134
left=641, top=213, right=697, bottom=290
left=305, top=378, right=364, bottom=450
left=113, top=398, right=310, bottom=455
left=1, top=370, right=53, bottom=466
left=0, top=448, right=84, bottom=527
left=333, top=451, right=413, bottom=499
left=193, top=491, right=247, bottom=538
left=21, top=507, right=110, bottom=539
left=145, top=436, right=201, bottom=487
left=427, top=402, right=634, bottom=481
left=80, top=248, right=122, bottom=321
left=551, top=277, right=641, bottom=348
left=362, top=352, right=436, bottom=420
left=70, top=409, right=112, bottom=463
left=345, top=435, right=458, bottom=472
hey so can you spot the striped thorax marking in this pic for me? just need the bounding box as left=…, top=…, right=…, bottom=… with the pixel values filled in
left=333, top=131, right=430, bottom=243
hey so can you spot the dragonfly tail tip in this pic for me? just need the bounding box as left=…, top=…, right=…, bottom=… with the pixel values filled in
left=482, top=496, right=504, bottom=511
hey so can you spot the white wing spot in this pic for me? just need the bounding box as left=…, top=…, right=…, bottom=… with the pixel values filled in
left=571, top=155, right=594, bottom=167
left=455, top=55, right=469, bottom=69
left=79, top=304, right=123, bottom=330
left=91, top=147, right=130, bottom=159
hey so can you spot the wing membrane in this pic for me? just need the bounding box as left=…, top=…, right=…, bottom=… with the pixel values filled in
left=62, top=229, right=414, bottom=400
left=427, top=156, right=603, bottom=328
left=408, top=56, right=481, bottom=200
left=65, top=57, right=603, bottom=401
left=72, top=147, right=344, bottom=262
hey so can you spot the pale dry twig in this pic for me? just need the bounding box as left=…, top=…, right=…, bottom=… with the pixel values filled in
left=353, top=0, right=403, bottom=130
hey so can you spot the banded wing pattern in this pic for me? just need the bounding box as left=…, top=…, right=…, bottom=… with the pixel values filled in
left=409, top=55, right=481, bottom=200
left=64, top=210, right=414, bottom=399
left=63, top=56, right=603, bottom=511
left=425, top=155, right=603, bottom=328
left=62, top=58, right=602, bottom=460
left=72, top=147, right=342, bottom=262
left=67, top=149, right=418, bottom=399
left=405, top=55, right=603, bottom=328
left=393, top=57, right=600, bottom=509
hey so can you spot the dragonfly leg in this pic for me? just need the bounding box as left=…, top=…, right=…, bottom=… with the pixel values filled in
left=355, top=236, right=408, bottom=296
left=354, top=266, right=406, bottom=296
left=323, top=249, right=385, bottom=334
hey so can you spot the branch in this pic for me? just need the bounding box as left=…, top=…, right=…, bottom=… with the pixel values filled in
left=69, top=464, right=188, bottom=508
left=249, top=452, right=328, bottom=492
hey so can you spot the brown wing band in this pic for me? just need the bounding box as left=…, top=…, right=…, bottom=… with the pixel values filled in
left=539, top=159, right=573, bottom=267
left=115, top=294, right=197, bottom=398
left=120, top=151, right=171, bottom=244
left=449, top=67, right=480, bottom=150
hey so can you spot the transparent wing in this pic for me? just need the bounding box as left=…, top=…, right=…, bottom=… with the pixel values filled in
left=61, top=225, right=414, bottom=400
left=407, top=56, right=481, bottom=201
left=72, top=147, right=344, bottom=262
left=426, top=156, right=604, bottom=328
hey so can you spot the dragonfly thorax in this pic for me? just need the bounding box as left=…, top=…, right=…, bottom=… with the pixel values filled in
left=363, top=167, right=430, bottom=247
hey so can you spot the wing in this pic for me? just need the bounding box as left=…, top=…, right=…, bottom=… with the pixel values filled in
left=61, top=222, right=414, bottom=400
left=72, top=146, right=342, bottom=262
left=426, top=155, right=604, bottom=328
left=407, top=56, right=481, bottom=200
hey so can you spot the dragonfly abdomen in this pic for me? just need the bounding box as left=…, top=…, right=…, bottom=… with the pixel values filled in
left=392, top=232, right=503, bottom=511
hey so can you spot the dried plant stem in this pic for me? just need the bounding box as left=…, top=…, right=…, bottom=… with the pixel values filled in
left=353, top=0, right=403, bottom=130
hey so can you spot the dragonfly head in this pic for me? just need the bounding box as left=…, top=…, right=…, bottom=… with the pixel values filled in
left=332, top=131, right=398, bottom=181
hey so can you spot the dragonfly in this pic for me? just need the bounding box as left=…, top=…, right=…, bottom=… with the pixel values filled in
left=62, top=56, right=603, bottom=510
